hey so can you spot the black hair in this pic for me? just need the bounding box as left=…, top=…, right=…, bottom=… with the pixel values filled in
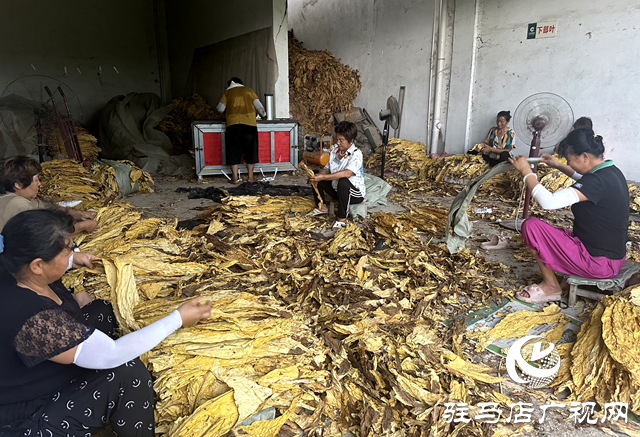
left=497, top=110, right=511, bottom=122
left=0, top=155, right=41, bottom=194
left=573, top=116, right=593, bottom=130
left=228, top=77, right=243, bottom=86
left=334, top=121, right=358, bottom=144
left=556, top=128, right=605, bottom=159
left=0, top=209, right=74, bottom=276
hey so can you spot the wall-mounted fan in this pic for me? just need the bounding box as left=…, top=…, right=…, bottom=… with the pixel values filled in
left=0, top=75, right=84, bottom=162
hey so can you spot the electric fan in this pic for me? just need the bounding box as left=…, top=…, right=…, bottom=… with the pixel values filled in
left=0, top=75, right=84, bottom=163
left=513, top=92, right=574, bottom=218
left=378, top=95, right=400, bottom=179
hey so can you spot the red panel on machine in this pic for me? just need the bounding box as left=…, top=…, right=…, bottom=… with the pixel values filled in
left=258, top=132, right=271, bottom=163
left=274, top=132, right=291, bottom=163
left=203, top=132, right=222, bottom=165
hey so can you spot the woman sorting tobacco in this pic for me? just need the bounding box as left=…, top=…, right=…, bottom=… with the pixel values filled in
left=0, top=209, right=211, bottom=437
left=307, top=121, right=366, bottom=230
left=509, top=128, right=628, bottom=304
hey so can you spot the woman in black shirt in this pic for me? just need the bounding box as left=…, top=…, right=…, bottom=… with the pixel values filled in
left=0, top=210, right=211, bottom=437
left=510, top=128, right=629, bottom=304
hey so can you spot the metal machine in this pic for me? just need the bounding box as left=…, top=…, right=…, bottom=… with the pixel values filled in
left=302, top=134, right=330, bottom=167
left=192, top=120, right=299, bottom=179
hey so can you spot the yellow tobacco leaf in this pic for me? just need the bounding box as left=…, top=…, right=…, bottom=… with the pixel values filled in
left=170, top=390, right=238, bottom=437
left=442, top=351, right=503, bottom=384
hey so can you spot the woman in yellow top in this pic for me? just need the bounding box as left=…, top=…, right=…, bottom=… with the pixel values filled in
left=216, top=77, right=267, bottom=184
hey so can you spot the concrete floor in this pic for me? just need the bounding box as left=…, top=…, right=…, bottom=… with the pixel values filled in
left=125, top=170, right=632, bottom=437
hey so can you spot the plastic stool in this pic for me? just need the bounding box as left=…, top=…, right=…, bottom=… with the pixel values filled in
left=566, top=261, right=639, bottom=306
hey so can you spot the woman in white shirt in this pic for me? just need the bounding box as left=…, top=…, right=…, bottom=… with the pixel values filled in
left=308, top=121, right=366, bottom=230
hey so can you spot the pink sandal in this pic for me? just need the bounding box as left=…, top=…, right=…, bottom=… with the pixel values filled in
left=516, top=284, right=561, bottom=304
left=482, top=236, right=508, bottom=250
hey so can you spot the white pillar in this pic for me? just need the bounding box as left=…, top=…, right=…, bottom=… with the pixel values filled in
left=273, top=0, right=289, bottom=119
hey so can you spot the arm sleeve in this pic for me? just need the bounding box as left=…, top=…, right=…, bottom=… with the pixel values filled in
left=531, top=185, right=580, bottom=210
left=253, top=99, right=266, bottom=117
left=216, top=102, right=226, bottom=114
left=14, top=308, right=94, bottom=368
left=73, top=310, right=182, bottom=369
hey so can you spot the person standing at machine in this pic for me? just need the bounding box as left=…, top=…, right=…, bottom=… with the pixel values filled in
left=216, top=77, right=267, bottom=184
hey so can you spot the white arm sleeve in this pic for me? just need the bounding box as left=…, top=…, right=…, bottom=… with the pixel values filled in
left=73, top=310, right=182, bottom=369
left=216, top=102, right=226, bottom=114
left=253, top=99, right=266, bottom=117
left=571, top=171, right=583, bottom=181
left=531, top=185, right=580, bottom=210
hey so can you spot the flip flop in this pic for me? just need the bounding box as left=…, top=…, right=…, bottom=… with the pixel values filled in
left=229, top=179, right=242, bottom=185
left=309, top=208, right=328, bottom=216
left=480, top=235, right=499, bottom=249
left=516, top=284, right=562, bottom=304
left=483, top=236, right=509, bottom=250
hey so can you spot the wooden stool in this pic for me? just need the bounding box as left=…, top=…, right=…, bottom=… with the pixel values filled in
left=566, top=262, right=639, bottom=306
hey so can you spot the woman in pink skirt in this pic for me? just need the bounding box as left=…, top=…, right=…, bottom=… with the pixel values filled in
left=509, top=128, right=629, bottom=303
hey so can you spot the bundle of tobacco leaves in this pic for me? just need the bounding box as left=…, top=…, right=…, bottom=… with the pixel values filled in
left=39, top=159, right=154, bottom=203
left=157, top=94, right=223, bottom=155
left=630, top=183, right=640, bottom=213
left=38, top=123, right=101, bottom=164
left=289, top=31, right=362, bottom=136
left=365, top=138, right=428, bottom=174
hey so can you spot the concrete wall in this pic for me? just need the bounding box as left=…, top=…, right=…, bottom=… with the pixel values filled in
left=450, top=0, right=640, bottom=180
left=0, top=0, right=162, bottom=131
left=288, top=0, right=435, bottom=144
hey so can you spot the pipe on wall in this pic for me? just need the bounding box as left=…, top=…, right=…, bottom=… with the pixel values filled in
left=429, top=0, right=454, bottom=155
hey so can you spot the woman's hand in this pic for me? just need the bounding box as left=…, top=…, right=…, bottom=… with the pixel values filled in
left=72, top=252, right=97, bottom=269
left=79, top=211, right=98, bottom=220
left=74, top=219, right=100, bottom=234
left=177, top=296, right=212, bottom=327
left=73, top=290, right=95, bottom=308
left=508, top=155, right=535, bottom=176
left=308, top=173, right=325, bottom=183
left=481, top=144, right=493, bottom=154
left=541, top=153, right=559, bottom=169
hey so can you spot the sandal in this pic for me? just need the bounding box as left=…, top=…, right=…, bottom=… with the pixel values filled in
left=480, top=235, right=499, bottom=249
left=229, top=179, right=242, bottom=185
left=516, top=284, right=562, bottom=304
left=483, top=236, right=508, bottom=250
left=309, top=208, right=328, bottom=216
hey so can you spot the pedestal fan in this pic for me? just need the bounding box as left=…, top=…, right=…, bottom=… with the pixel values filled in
left=513, top=93, right=574, bottom=219
left=0, top=75, right=84, bottom=163
left=378, top=96, right=400, bottom=179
